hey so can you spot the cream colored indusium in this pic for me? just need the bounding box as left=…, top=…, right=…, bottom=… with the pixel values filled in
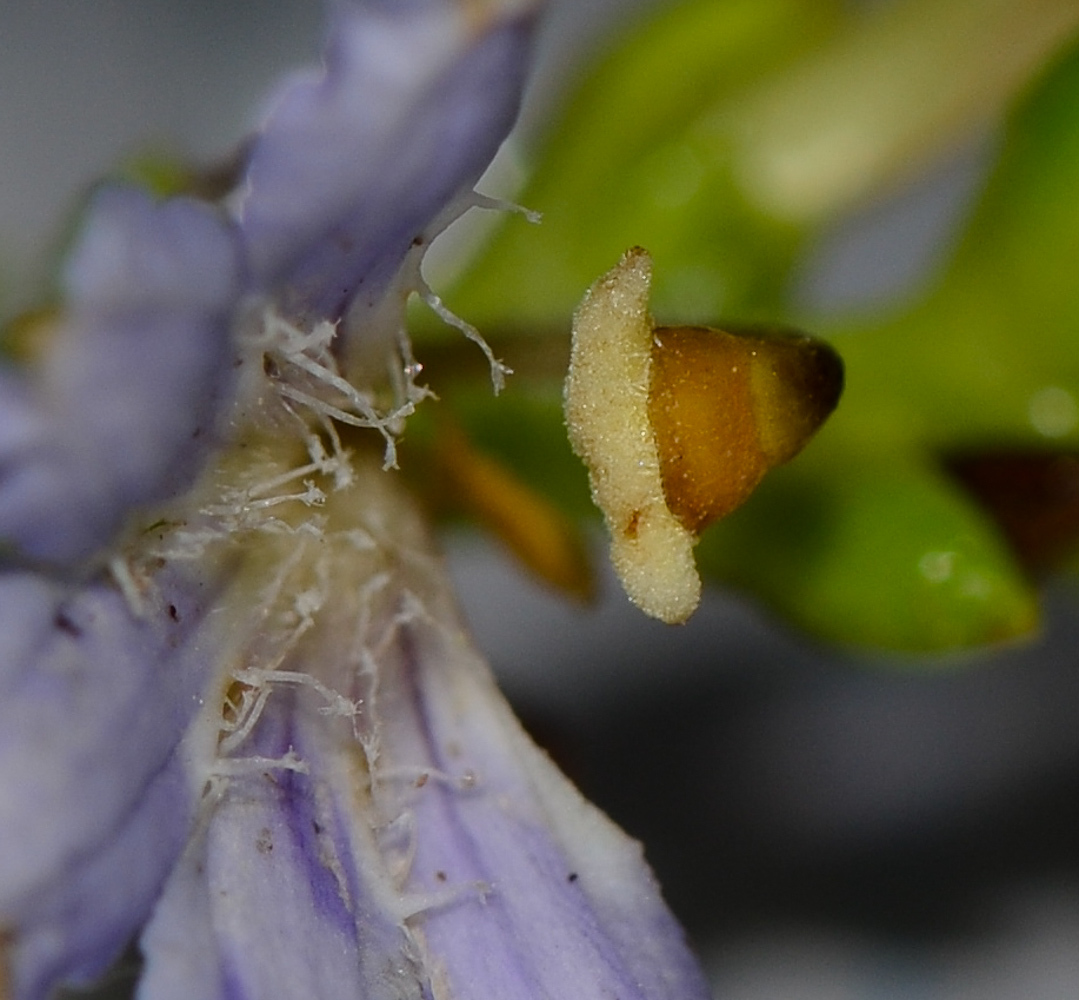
left=564, top=247, right=700, bottom=624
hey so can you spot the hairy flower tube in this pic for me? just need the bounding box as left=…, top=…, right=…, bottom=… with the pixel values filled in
left=0, top=2, right=714, bottom=999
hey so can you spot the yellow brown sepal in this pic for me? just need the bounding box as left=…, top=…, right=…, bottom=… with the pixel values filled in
left=565, top=247, right=842, bottom=624
left=430, top=422, right=596, bottom=602
left=0, top=307, right=61, bottom=364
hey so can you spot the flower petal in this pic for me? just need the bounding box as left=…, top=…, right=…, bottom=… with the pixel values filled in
left=236, top=0, right=537, bottom=323
left=12, top=753, right=192, bottom=1000
left=139, top=462, right=709, bottom=1000
left=0, top=185, right=242, bottom=564
left=0, top=569, right=224, bottom=999
left=139, top=689, right=426, bottom=1000
left=381, top=617, right=713, bottom=1000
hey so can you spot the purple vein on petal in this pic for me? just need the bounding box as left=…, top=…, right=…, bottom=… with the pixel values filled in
left=380, top=612, right=714, bottom=1000
left=138, top=460, right=710, bottom=1000
left=139, top=688, right=433, bottom=1000
left=0, top=566, right=228, bottom=1000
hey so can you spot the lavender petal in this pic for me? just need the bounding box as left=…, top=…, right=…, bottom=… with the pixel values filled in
left=237, top=0, right=536, bottom=323
left=0, top=186, right=242, bottom=564
left=138, top=463, right=709, bottom=1000
left=0, top=569, right=223, bottom=999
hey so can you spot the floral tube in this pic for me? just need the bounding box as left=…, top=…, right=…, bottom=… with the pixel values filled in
left=138, top=461, right=710, bottom=1000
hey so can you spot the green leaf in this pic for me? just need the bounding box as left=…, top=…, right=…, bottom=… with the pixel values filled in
left=448, top=0, right=842, bottom=328
left=698, top=38, right=1079, bottom=649
left=696, top=461, right=1039, bottom=651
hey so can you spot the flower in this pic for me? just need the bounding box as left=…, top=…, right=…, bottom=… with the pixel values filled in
left=0, top=2, right=713, bottom=1000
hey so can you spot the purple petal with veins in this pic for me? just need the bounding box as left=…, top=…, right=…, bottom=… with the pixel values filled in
left=139, top=463, right=710, bottom=1000
left=0, top=567, right=226, bottom=1000
left=386, top=617, right=711, bottom=1000
left=140, top=685, right=432, bottom=1000
left=0, top=186, right=241, bottom=564
left=236, top=0, right=535, bottom=324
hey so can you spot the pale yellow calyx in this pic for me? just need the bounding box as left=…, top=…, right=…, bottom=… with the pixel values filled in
left=564, top=247, right=700, bottom=625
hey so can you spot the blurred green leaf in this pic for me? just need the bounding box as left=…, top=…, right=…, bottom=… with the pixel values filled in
left=431, top=0, right=1079, bottom=651
left=449, top=0, right=842, bottom=328
left=409, top=375, right=594, bottom=521
left=734, top=38, right=1079, bottom=649
left=696, top=461, right=1040, bottom=650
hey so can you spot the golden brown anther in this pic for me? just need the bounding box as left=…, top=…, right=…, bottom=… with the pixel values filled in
left=649, top=325, right=843, bottom=533
left=565, top=247, right=842, bottom=624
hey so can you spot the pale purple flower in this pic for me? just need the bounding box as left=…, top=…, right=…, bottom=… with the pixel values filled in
left=0, top=3, right=712, bottom=1000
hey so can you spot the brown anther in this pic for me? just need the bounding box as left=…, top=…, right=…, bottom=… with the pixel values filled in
left=648, top=325, right=842, bottom=533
